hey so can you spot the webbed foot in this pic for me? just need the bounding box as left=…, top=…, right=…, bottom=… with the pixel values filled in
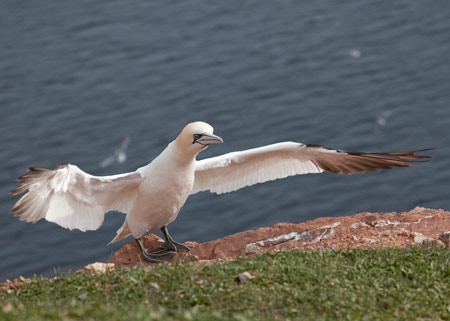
left=135, top=239, right=175, bottom=263
left=135, top=226, right=191, bottom=263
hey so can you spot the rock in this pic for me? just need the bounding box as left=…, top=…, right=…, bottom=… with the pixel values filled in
left=77, top=294, right=87, bottom=301
left=245, top=244, right=264, bottom=255
left=362, top=238, right=378, bottom=244
left=3, top=208, right=450, bottom=287
left=368, top=220, right=401, bottom=228
left=320, top=222, right=341, bottom=229
left=421, top=239, right=445, bottom=248
left=180, top=254, right=199, bottom=263
left=351, top=222, right=368, bottom=229
left=392, top=228, right=410, bottom=237
left=109, top=234, right=165, bottom=267
left=237, top=272, right=253, bottom=283
left=77, top=262, right=115, bottom=274
left=438, top=231, right=450, bottom=247
left=109, top=207, right=450, bottom=268
left=412, top=233, right=445, bottom=248
left=195, top=279, right=208, bottom=285
left=2, top=303, right=13, bottom=313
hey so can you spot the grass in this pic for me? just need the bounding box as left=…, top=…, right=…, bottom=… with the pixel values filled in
left=1, top=247, right=449, bottom=321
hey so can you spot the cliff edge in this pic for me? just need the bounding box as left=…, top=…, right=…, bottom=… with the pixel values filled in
left=110, top=207, right=450, bottom=267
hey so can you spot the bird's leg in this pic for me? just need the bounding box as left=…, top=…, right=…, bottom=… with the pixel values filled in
left=134, top=226, right=190, bottom=263
left=135, top=238, right=175, bottom=263
left=161, top=226, right=192, bottom=252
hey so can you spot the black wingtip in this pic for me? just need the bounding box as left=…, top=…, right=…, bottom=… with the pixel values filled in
left=404, top=148, right=436, bottom=161
left=414, top=147, right=436, bottom=156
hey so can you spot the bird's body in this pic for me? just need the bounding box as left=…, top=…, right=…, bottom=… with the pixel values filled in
left=115, top=141, right=197, bottom=242
left=10, top=121, right=430, bottom=261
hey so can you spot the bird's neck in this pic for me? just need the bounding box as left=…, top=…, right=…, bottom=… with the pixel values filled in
left=168, top=141, right=198, bottom=165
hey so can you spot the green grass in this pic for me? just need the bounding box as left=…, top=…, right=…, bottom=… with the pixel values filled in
left=1, top=247, right=449, bottom=321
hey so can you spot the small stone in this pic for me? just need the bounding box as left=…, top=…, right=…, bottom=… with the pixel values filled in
left=413, top=234, right=445, bottom=248
left=320, top=222, right=341, bottom=229
left=77, top=294, right=87, bottom=301
left=438, top=231, right=450, bottom=247
left=351, top=222, right=368, bottom=229
left=423, top=239, right=445, bottom=248
left=195, top=279, right=208, bottom=285
left=182, top=254, right=199, bottom=263
left=77, top=262, right=115, bottom=274
left=237, top=272, right=253, bottom=283
left=369, top=220, right=401, bottom=228
left=410, top=232, right=423, bottom=238
left=368, top=220, right=387, bottom=227
left=362, top=238, right=377, bottom=243
left=2, top=303, right=13, bottom=313
left=245, top=244, right=263, bottom=255
left=149, top=282, right=160, bottom=290
left=351, top=235, right=359, bottom=241
left=413, top=234, right=427, bottom=244
left=393, top=228, right=410, bottom=237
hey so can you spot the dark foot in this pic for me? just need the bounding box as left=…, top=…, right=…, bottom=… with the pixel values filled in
left=155, top=240, right=191, bottom=252
left=135, top=239, right=176, bottom=263
left=170, top=240, right=191, bottom=252
left=135, top=226, right=192, bottom=263
left=161, top=226, right=192, bottom=252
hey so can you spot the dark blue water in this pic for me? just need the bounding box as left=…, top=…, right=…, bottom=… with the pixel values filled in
left=1, top=1, right=449, bottom=281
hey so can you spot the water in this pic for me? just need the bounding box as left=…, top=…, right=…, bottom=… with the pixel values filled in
left=1, top=1, right=449, bottom=281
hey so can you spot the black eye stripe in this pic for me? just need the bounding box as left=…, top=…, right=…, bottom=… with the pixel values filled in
left=192, top=133, right=203, bottom=144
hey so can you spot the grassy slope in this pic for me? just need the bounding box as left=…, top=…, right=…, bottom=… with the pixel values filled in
left=1, top=247, right=449, bottom=321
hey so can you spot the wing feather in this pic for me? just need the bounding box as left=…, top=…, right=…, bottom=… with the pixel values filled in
left=191, top=142, right=430, bottom=195
left=10, top=164, right=143, bottom=231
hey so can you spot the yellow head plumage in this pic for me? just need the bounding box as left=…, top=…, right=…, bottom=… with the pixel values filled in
left=175, top=121, right=223, bottom=152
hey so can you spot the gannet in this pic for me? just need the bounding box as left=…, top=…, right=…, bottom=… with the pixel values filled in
left=10, top=121, right=430, bottom=262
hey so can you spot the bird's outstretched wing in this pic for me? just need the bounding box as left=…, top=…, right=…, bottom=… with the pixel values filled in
left=191, top=142, right=430, bottom=195
left=10, top=164, right=143, bottom=231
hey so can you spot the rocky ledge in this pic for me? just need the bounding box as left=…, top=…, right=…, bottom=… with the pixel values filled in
left=2, top=207, right=449, bottom=290
left=110, top=207, right=450, bottom=267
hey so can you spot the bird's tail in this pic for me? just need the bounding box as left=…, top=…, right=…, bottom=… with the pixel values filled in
left=109, top=220, right=132, bottom=245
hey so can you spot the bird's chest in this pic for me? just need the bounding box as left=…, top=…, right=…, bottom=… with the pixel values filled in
left=138, top=165, right=195, bottom=214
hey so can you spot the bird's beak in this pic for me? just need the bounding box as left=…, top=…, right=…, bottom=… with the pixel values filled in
left=196, top=133, right=223, bottom=145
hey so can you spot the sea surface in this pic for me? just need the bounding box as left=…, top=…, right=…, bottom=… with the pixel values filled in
left=1, top=1, right=449, bottom=281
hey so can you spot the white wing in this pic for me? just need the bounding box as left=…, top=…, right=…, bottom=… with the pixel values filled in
left=10, top=164, right=143, bottom=231
left=191, top=142, right=429, bottom=195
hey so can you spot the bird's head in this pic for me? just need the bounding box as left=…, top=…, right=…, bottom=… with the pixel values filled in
left=175, top=121, right=223, bottom=154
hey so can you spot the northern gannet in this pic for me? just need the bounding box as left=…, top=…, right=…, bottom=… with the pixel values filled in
left=10, top=121, right=430, bottom=262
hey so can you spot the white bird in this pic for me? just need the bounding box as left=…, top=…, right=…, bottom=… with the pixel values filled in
left=99, top=136, right=131, bottom=168
left=10, top=121, right=430, bottom=262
